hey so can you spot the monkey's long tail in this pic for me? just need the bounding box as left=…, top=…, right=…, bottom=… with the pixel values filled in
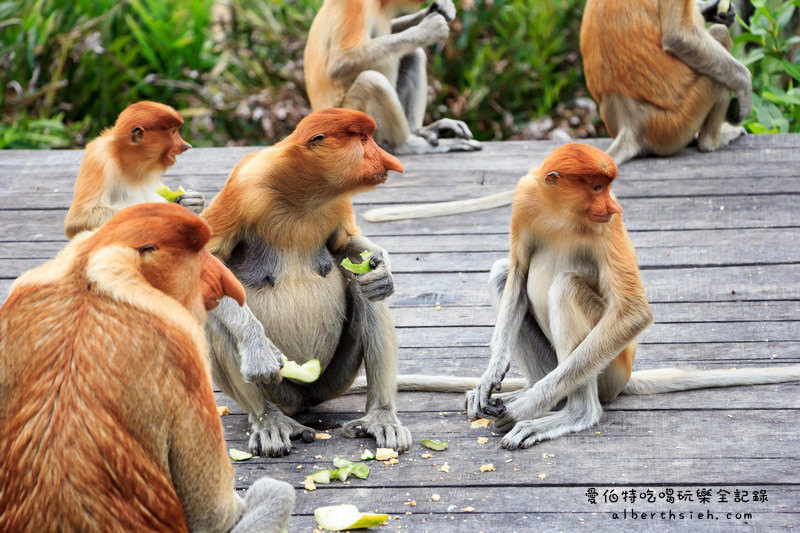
left=361, top=189, right=515, bottom=222
left=348, top=375, right=528, bottom=394
left=623, top=366, right=800, bottom=395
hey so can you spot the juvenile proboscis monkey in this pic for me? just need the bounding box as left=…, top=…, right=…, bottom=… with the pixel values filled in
left=581, top=0, right=752, bottom=164
left=0, top=204, right=294, bottom=532
left=453, top=143, right=800, bottom=449
left=64, top=100, right=285, bottom=386
left=359, top=0, right=748, bottom=222
left=203, top=108, right=412, bottom=457
left=304, top=0, right=482, bottom=155
left=64, top=101, right=204, bottom=237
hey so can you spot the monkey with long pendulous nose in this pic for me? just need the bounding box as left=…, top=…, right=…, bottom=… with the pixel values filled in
left=202, top=108, right=411, bottom=457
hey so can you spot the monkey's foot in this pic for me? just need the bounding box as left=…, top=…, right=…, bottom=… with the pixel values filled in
left=698, top=122, right=746, bottom=153
left=248, top=410, right=315, bottom=457
left=232, top=477, right=295, bottom=533
left=176, top=190, right=205, bottom=215
left=497, top=408, right=602, bottom=450
left=239, top=335, right=285, bottom=384
left=394, top=135, right=482, bottom=155
left=416, top=118, right=475, bottom=143
left=342, top=409, right=412, bottom=452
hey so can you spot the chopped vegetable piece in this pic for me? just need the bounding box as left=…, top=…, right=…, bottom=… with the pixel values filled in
left=155, top=185, right=185, bottom=202
left=375, top=448, right=398, bottom=461
left=228, top=448, right=253, bottom=461
left=340, top=250, right=375, bottom=274
left=335, top=466, right=353, bottom=481
left=421, top=439, right=448, bottom=451
left=217, top=405, right=231, bottom=416
left=470, top=418, right=492, bottom=428
left=717, top=0, right=730, bottom=13
left=333, top=457, right=355, bottom=469
left=352, top=463, right=370, bottom=479
left=360, top=449, right=375, bottom=461
left=314, top=504, right=389, bottom=531
left=279, top=355, right=322, bottom=382
left=305, top=470, right=332, bottom=484
left=479, top=463, right=495, bottom=472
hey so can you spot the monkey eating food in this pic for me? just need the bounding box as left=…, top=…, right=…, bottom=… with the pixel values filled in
left=202, top=108, right=412, bottom=457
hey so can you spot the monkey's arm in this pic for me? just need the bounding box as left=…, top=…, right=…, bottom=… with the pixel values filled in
left=467, top=252, right=531, bottom=419
left=64, top=203, right=117, bottom=238
left=211, top=298, right=284, bottom=383
left=660, top=1, right=751, bottom=121
left=328, top=13, right=449, bottom=80
left=332, top=233, right=394, bottom=302
left=391, top=0, right=456, bottom=32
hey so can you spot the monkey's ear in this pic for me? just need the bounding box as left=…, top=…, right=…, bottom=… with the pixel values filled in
left=545, top=171, right=560, bottom=185
left=131, top=126, right=145, bottom=144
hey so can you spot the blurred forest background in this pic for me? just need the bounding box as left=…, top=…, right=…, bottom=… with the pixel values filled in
left=1, top=0, right=798, bottom=149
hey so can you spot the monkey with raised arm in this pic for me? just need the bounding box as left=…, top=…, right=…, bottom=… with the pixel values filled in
left=64, top=100, right=285, bottom=388
left=0, top=203, right=294, bottom=532
left=202, top=108, right=411, bottom=457
left=304, top=0, right=481, bottom=155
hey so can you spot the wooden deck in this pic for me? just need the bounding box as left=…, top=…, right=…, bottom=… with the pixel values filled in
left=1, top=135, right=799, bottom=531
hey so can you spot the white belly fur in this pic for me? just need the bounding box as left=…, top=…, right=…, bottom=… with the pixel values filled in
left=245, top=249, right=347, bottom=370
left=526, top=248, right=577, bottom=345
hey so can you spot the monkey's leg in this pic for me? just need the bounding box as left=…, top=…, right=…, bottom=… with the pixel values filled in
left=342, top=70, right=480, bottom=155
left=341, top=292, right=412, bottom=452
left=497, top=272, right=607, bottom=448
left=697, top=25, right=746, bottom=152
left=206, top=318, right=315, bottom=457
left=231, top=477, right=295, bottom=533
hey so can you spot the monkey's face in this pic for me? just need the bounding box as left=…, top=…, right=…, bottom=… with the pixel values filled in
left=290, top=108, right=403, bottom=195
left=137, top=127, right=191, bottom=170
left=86, top=203, right=245, bottom=321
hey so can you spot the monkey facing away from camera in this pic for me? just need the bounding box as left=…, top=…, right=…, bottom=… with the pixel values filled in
left=202, top=108, right=411, bottom=457
left=64, top=100, right=285, bottom=387
left=358, top=0, right=747, bottom=222
left=0, top=203, right=294, bottom=532
left=304, top=0, right=481, bottom=154
left=581, top=0, right=751, bottom=165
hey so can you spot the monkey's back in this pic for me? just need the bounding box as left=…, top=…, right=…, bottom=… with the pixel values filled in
left=0, top=282, right=189, bottom=532
left=580, top=0, right=699, bottom=111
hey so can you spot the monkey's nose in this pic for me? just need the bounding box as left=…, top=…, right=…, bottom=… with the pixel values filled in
left=380, top=151, right=404, bottom=174
left=180, top=142, right=192, bottom=153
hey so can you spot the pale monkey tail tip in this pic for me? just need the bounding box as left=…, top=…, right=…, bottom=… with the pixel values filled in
left=361, top=189, right=515, bottom=222
left=347, top=375, right=528, bottom=394
left=623, top=365, right=800, bottom=395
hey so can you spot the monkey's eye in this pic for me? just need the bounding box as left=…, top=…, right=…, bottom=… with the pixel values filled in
left=593, top=184, right=604, bottom=192
left=309, top=134, right=325, bottom=147
left=138, top=244, right=158, bottom=255
left=360, top=135, right=368, bottom=144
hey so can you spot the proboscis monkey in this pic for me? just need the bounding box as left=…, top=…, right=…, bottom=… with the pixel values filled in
left=64, top=100, right=285, bottom=386
left=0, top=203, right=294, bottom=532
left=451, top=143, right=800, bottom=449
left=304, top=0, right=482, bottom=155
left=64, top=101, right=204, bottom=237
left=581, top=0, right=751, bottom=164
left=202, top=108, right=411, bottom=457
left=358, top=0, right=748, bottom=222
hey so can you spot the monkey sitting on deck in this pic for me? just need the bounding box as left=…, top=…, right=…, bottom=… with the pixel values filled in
left=304, top=0, right=481, bottom=155
left=455, top=143, right=800, bottom=449
left=64, top=100, right=286, bottom=389
left=202, top=108, right=411, bottom=457
left=580, top=0, right=751, bottom=165
left=0, top=203, right=294, bottom=532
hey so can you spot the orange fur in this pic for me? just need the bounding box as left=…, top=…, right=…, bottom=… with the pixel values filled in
left=64, top=101, right=191, bottom=239
left=203, top=108, right=403, bottom=256
left=0, top=204, right=246, bottom=532
left=510, top=144, right=650, bottom=400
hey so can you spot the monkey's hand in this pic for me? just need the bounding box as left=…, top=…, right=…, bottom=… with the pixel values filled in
left=733, top=69, right=753, bottom=124
left=176, top=190, right=205, bottom=215
left=347, top=248, right=395, bottom=302
left=466, top=363, right=509, bottom=419
left=343, top=408, right=412, bottom=452
left=248, top=408, right=316, bottom=457
left=415, top=12, right=449, bottom=45
left=699, top=0, right=736, bottom=27
left=427, top=0, right=456, bottom=21
left=239, top=331, right=285, bottom=384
